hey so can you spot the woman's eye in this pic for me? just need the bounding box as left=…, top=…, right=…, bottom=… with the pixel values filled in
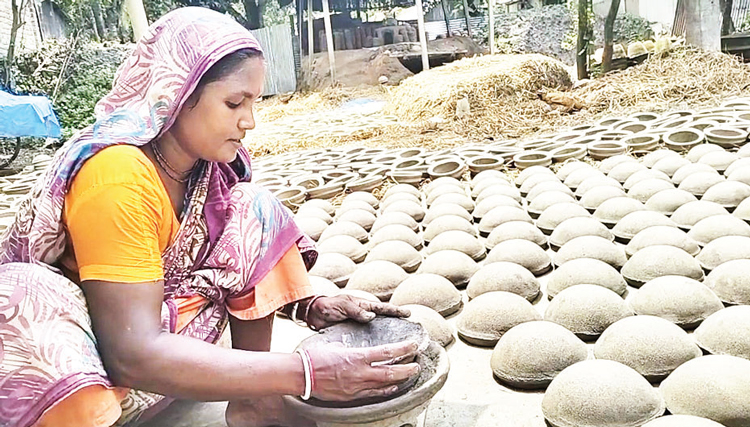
left=226, top=101, right=241, bottom=109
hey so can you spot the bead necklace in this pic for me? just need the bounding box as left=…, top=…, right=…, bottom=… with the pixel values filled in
left=150, top=141, right=194, bottom=183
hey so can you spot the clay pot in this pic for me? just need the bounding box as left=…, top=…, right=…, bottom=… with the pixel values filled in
left=369, top=224, right=423, bottom=250
left=457, top=291, right=542, bottom=347
left=727, top=167, right=750, bottom=186
left=629, top=275, right=722, bottom=328
left=472, top=169, right=510, bottom=187
left=381, top=199, right=425, bottom=223
left=642, top=415, right=726, bottom=427
left=698, top=150, right=740, bottom=173
left=705, top=259, right=750, bottom=305
left=371, top=212, right=420, bottom=234
left=519, top=173, right=560, bottom=197
left=478, top=206, right=533, bottom=237
left=663, top=129, right=705, bottom=151
left=423, top=215, right=476, bottom=244
left=402, top=304, right=455, bottom=347
left=556, top=161, right=591, bottom=181
left=296, top=216, right=329, bottom=241
left=426, top=230, right=486, bottom=261
left=418, top=250, right=479, bottom=288
left=724, top=157, right=750, bottom=176
left=536, top=202, right=591, bottom=235
left=309, top=252, right=358, bottom=288
left=671, top=201, right=730, bottom=230
left=645, top=189, right=698, bottom=216
left=697, top=235, right=750, bottom=271
left=422, top=203, right=472, bottom=226
left=545, top=284, right=633, bottom=340
left=381, top=192, right=420, bottom=210
left=652, top=156, right=692, bottom=178
left=346, top=174, right=384, bottom=192
left=383, top=183, right=421, bottom=199
left=337, top=200, right=377, bottom=217
left=641, top=149, right=681, bottom=168
left=687, top=214, right=750, bottom=246
left=467, top=156, right=504, bottom=175
left=695, top=306, right=750, bottom=360
left=526, top=181, right=575, bottom=201
left=702, top=181, right=750, bottom=210
left=593, top=197, right=647, bottom=228
left=336, top=208, right=377, bottom=231
left=471, top=178, right=514, bottom=199
left=467, top=261, right=541, bottom=301
left=607, top=161, right=647, bottom=184
left=486, top=239, right=552, bottom=276
left=364, top=240, right=422, bottom=273
left=473, top=194, right=522, bottom=221
left=486, top=221, right=548, bottom=249
left=513, top=151, right=552, bottom=169
left=628, top=178, right=676, bottom=203
left=527, top=191, right=577, bottom=218
left=580, top=186, right=627, bottom=212
left=550, top=146, right=586, bottom=162
left=704, top=126, right=749, bottom=148
left=564, top=167, right=606, bottom=191
left=427, top=159, right=467, bottom=180
left=547, top=257, right=627, bottom=298
left=431, top=192, right=475, bottom=213
left=298, top=199, right=336, bottom=216
left=390, top=273, right=462, bottom=317
left=735, top=197, right=750, bottom=224
left=661, top=355, right=750, bottom=427
left=623, top=169, right=672, bottom=191
left=672, top=163, right=720, bottom=185
left=626, top=226, right=701, bottom=258
left=345, top=260, right=409, bottom=301
left=425, top=184, right=465, bottom=206
left=554, top=236, right=627, bottom=270
left=612, top=211, right=676, bottom=243
left=344, top=191, right=380, bottom=209
left=623, top=134, right=660, bottom=152
left=542, top=360, right=665, bottom=427
left=588, top=141, right=628, bottom=160
left=574, top=176, right=622, bottom=199
left=622, top=245, right=704, bottom=287
left=491, top=321, right=588, bottom=390
left=549, top=217, right=614, bottom=250
left=677, top=172, right=726, bottom=198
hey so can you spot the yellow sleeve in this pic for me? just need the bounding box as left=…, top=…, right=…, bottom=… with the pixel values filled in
left=64, top=146, right=168, bottom=283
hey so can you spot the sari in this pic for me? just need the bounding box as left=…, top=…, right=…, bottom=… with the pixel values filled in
left=0, top=7, right=316, bottom=427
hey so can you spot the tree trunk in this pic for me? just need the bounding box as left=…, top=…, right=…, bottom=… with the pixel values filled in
left=576, top=0, right=589, bottom=80
left=5, top=0, right=28, bottom=87
left=461, top=0, right=472, bottom=37
left=91, top=0, right=107, bottom=40
left=685, top=0, right=721, bottom=51
left=602, top=0, right=621, bottom=74
left=440, top=0, right=451, bottom=37
left=124, top=0, right=149, bottom=41
left=720, top=0, right=735, bottom=35
left=244, top=0, right=262, bottom=30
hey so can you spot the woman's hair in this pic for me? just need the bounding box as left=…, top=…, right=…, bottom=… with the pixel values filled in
left=186, top=48, right=264, bottom=108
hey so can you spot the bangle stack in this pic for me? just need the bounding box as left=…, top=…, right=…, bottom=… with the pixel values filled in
left=303, top=295, right=326, bottom=331
left=295, top=348, right=314, bottom=400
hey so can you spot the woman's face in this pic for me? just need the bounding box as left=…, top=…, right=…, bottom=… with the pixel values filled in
left=167, top=56, right=265, bottom=164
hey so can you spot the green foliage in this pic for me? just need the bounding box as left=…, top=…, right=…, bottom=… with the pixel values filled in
left=610, top=12, right=653, bottom=44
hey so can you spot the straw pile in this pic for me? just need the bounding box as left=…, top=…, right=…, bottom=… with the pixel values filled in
left=385, top=54, right=573, bottom=124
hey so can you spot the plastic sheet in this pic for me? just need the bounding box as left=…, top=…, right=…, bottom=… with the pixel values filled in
left=0, top=90, right=61, bottom=138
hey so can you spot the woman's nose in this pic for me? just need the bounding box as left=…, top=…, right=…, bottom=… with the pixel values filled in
left=239, top=108, right=256, bottom=131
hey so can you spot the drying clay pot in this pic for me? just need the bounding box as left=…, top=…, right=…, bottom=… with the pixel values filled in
left=430, top=192, right=475, bottom=213
left=671, top=201, right=730, bottom=230
left=622, top=245, right=704, bottom=287
left=380, top=192, right=420, bottom=211
left=554, top=236, right=627, bottom=270
left=473, top=195, right=522, bottom=221
left=652, top=154, right=691, bottom=177
left=671, top=163, right=719, bottom=185
left=536, top=202, right=591, bottom=235
left=599, top=154, right=637, bottom=174
left=549, top=217, right=614, bottom=250
left=642, top=415, right=726, bottom=427
left=705, top=259, right=750, bottom=305
left=519, top=173, right=560, bottom=197
left=645, top=189, right=698, bottom=216
left=688, top=214, right=750, bottom=246
left=629, top=275, right=723, bottom=329
left=486, top=221, right=547, bottom=250
left=423, top=215, right=476, bottom=244
left=628, top=178, right=676, bottom=203
left=513, top=151, right=552, bottom=169
left=381, top=199, right=425, bottom=223
left=612, top=211, right=676, bottom=243
left=457, top=291, right=542, bottom=347
left=423, top=203, right=472, bottom=226
left=594, top=315, right=702, bottom=382
left=365, top=240, right=422, bottom=273
left=296, top=206, right=333, bottom=225
left=580, top=185, right=627, bottom=212
left=527, top=191, right=576, bottom=218
left=425, top=177, right=463, bottom=195
left=686, top=143, right=726, bottom=163
left=418, top=250, right=479, bottom=288
left=402, top=304, right=455, bottom=347
left=425, top=184, right=465, bottom=206
left=626, top=226, right=701, bottom=258
left=344, top=191, right=379, bottom=209
left=490, top=321, right=588, bottom=390
left=695, top=305, right=750, bottom=360
left=702, top=181, right=750, bottom=210
left=698, top=150, right=739, bottom=173
left=727, top=167, right=750, bottom=186
left=390, top=273, right=462, bottom=317
left=336, top=208, right=377, bottom=232
left=477, top=206, right=533, bottom=237
left=574, top=176, right=622, bottom=199
left=318, top=221, right=369, bottom=244
left=607, top=161, right=647, bottom=184
left=677, top=172, right=726, bottom=198
left=556, top=161, right=591, bottom=181
left=697, top=235, right=750, bottom=271
left=547, top=258, right=627, bottom=298
left=337, top=200, right=378, bottom=217
left=725, top=157, right=750, bottom=176
left=426, top=230, right=486, bottom=261
left=516, top=165, right=555, bottom=187
left=542, top=360, right=665, bottom=427
left=475, top=184, right=522, bottom=204
left=641, top=149, right=681, bottom=168
left=296, top=216, right=329, bottom=241
left=309, top=252, right=357, bottom=288
left=383, top=183, right=421, bottom=200
left=735, top=197, right=750, bottom=224
left=317, top=235, right=368, bottom=263
left=345, top=260, right=409, bottom=301
left=623, top=169, right=671, bottom=192
left=370, top=224, right=423, bottom=250
left=593, top=197, right=647, bottom=228
left=371, top=211, right=420, bottom=234
left=487, top=239, right=552, bottom=276
left=661, top=355, right=750, bottom=427
left=564, top=168, right=606, bottom=191
left=471, top=178, right=511, bottom=199
left=467, top=261, right=541, bottom=301
left=526, top=181, right=575, bottom=202
left=545, top=284, right=633, bottom=340
left=472, top=170, right=509, bottom=187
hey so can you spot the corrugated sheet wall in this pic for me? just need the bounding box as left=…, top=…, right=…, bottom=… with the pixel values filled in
left=673, top=0, right=750, bottom=36
left=424, top=16, right=487, bottom=40
left=251, top=24, right=297, bottom=96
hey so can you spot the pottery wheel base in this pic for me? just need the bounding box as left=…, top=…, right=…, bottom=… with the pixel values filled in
left=313, top=401, right=429, bottom=427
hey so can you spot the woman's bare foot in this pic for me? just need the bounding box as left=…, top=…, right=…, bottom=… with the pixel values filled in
left=225, top=396, right=315, bottom=427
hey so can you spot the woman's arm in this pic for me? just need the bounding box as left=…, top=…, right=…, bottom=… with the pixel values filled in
left=82, top=280, right=419, bottom=402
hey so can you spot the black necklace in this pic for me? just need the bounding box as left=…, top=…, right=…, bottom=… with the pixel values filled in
left=151, top=141, right=194, bottom=183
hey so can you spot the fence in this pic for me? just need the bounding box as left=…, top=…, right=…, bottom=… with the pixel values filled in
left=423, top=16, right=487, bottom=40
left=251, top=24, right=297, bottom=96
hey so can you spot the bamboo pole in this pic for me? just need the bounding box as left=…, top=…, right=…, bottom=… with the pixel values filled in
left=488, top=0, right=495, bottom=54
left=321, top=0, right=336, bottom=82
left=415, top=0, right=429, bottom=71
left=124, top=0, right=148, bottom=41
left=307, top=0, right=314, bottom=71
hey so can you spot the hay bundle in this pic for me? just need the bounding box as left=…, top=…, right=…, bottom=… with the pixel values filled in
left=386, top=54, right=573, bottom=123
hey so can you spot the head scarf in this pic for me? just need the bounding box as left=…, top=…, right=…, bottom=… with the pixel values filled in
left=0, top=7, right=263, bottom=266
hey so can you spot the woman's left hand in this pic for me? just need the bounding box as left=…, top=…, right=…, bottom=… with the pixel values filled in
left=305, top=295, right=411, bottom=331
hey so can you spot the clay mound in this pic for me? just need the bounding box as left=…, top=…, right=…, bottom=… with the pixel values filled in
left=299, top=199, right=336, bottom=216
left=471, top=177, right=512, bottom=199
left=491, top=321, right=588, bottom=390
left=319, top=221, right=369, bottom=243
left=671, top=201, right=729, bottom=230
left=401, top=304, right=455, bottom=347
left=645, top=189, right=697, bottom=216
left=384, top=183, right=421, bottom=199
left=621, top=245, right=704, bottom=287
left=527, top=190, right=576, bottom=218
left=629, top=275, right=723, bottom=329
left=544, top=284, right=633, bottom=340
left=457, top=291, right=542, bottom=347
left=526, top=181, right=574, bottom=201
left=309, top=275, right=342, bottom=296
left=336, top=208, right=377, bottom=231
left=554, top=236, right=627, bottom=270
left=475, top=184, right=523, bottom=204
left=467, top=261, right=541, bottom=301
left=628, top=178, right=676, bottom=204
left=473, top=195, right=523, bottom=221
left=426, top=230, right=486, bottom=261
left=519, top=173, right=561, bottom=197
left=612, top=211, right=676, bottom=243
left=661, top=355, right=750, bottom=427
left=478, top=206, right=534, bottom=236
left=317, top=234, right=368, bottom=263
left=423, top=215, right=476, bottom=244
left=641, top=415, right=726, bottom=427
left=697, top=235, right=750, bottom=271
left=608, top=161, right=647, bottom=184
left=431, top=193, right=475, bottom=213
left=593, top=197, right=647, bottom=228
left=381, top=192, right=420, bottom=210
left=687, top=214, right=750, bottom=246
left=694, top=305, right=750, bottom=360
left=369, top=224, right=423, bottom=250
left=418, top=250, right=479, bottom=288
left=702, top=181, right=750, bottom=209
left=296, top=206, right=333, bottom=225
left=371, top=211, right=420, bottom=234
left=345, top=260, right=409, bottom=301
left=337, top=200, right=377, bottom=217
left=486, top=220, right=548, bottom=249
left=387, top=54, right=572, bottom=123
left=593, top=315, right=702, bottom=382
left=381, top=199, right=425, bottom=223
left=423, top=203, right=472, bottom=225
left=295, top=216, right=329, bottom=241
left=344, top=191, right=379, bottom=209
left=426, top=184, right=466, bottom=206
left=626, top=226, right=700, bottom=258
left=574, top=176, right=622, bottom=199
left=487, top=239, right=552, bottom=276
left=517, top=165, right=555, bottom=187
left=364, top=240, right=422, bottom=272
left=542, top=360, right=665, bottom=427
left=705, top=259, right=750, bottom=305
left=580, top=185, right=627, bottom=212
left=390, top=273, right=463, bottom=317
left=536, top=202, right=591, bottom=235
left=549, top=216, right=614, bottom=250
left=308, top=252, right=357, bottom=287
left=547, top=257, right=627, bottom=298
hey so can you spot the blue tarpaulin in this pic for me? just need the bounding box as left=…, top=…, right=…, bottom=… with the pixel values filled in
left=0, top=90, right=62, bottom=138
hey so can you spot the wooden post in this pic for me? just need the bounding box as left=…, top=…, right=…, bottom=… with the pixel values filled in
left=602, top=0, right=621, bottom=73
left=576, top=0, right=589, bottom=80
left=488, top=0, right=495, bottom=54
left=307, top=0, right=314, bottom=68
left=685, top=0, right=721, bottom=51
left=462, top=0, right=472, bottom=37
left=124, top=0, right=149, bottom=41
left=321, top=0, right=336, bottom=82
left=440, top=0, right=452, bottom=37
left=415, top=0, right=430, bottom=71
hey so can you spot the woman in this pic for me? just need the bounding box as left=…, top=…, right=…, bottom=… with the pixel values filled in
left=0, top=7, right=419, bottom=427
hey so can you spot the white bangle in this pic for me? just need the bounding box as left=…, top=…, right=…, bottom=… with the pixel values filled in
left=290, top=302, right=307, bottom=328
left=295, top=348, right=312, bottom=400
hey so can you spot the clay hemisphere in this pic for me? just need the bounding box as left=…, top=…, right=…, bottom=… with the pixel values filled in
left=345, top=260, right=409, bottom=301
left=317, top=235, right=368, bottom=263
left=547, top=257, right=627, bottom=298
left=401, top=304, right=455, bottom=347
left=467, top=261, right=541, bottom=301
left=695, top=305, right=750, bottom=360
left=628, top=275, right=723, bottom=329
left=456, top=291, right=542, bottom=347
left=697, top=235, right=750, bottom=271
left=318, top=221, right=369, bottom=244
left=486, top=221, right=548, bottom=249
left=625, top=226, right=701, bottom=258
left=423, top=215, right=476, bottom=244
left=418, top=250, right=479, bottom=289
left=621, top=245, right=704, bottom=287
left=390, top=273, right=462, bottom=317
left=705, top=259, right=750, bottom=305
left=426, top=230, right=486, bottom=261
left=641, top=415, right=727, bottom=427
left=545, top=284, right=633, bottom=340
left=554, top=236, right=627, bottom=270
left=309, top=253, right=357, bottom=288
left=364, top=240, right=422, bottom=273
left=487, top=239, right=552, bottom=276
left=490, top=321, right=588, bottom=390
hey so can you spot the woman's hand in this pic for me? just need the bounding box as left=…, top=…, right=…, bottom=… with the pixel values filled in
left=305, top=295, right=411, bottom=331
left=306, top=340, right=421, bottom=401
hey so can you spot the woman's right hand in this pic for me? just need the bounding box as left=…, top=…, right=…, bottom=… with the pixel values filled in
left=306, top=341, right=421, bottom=401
